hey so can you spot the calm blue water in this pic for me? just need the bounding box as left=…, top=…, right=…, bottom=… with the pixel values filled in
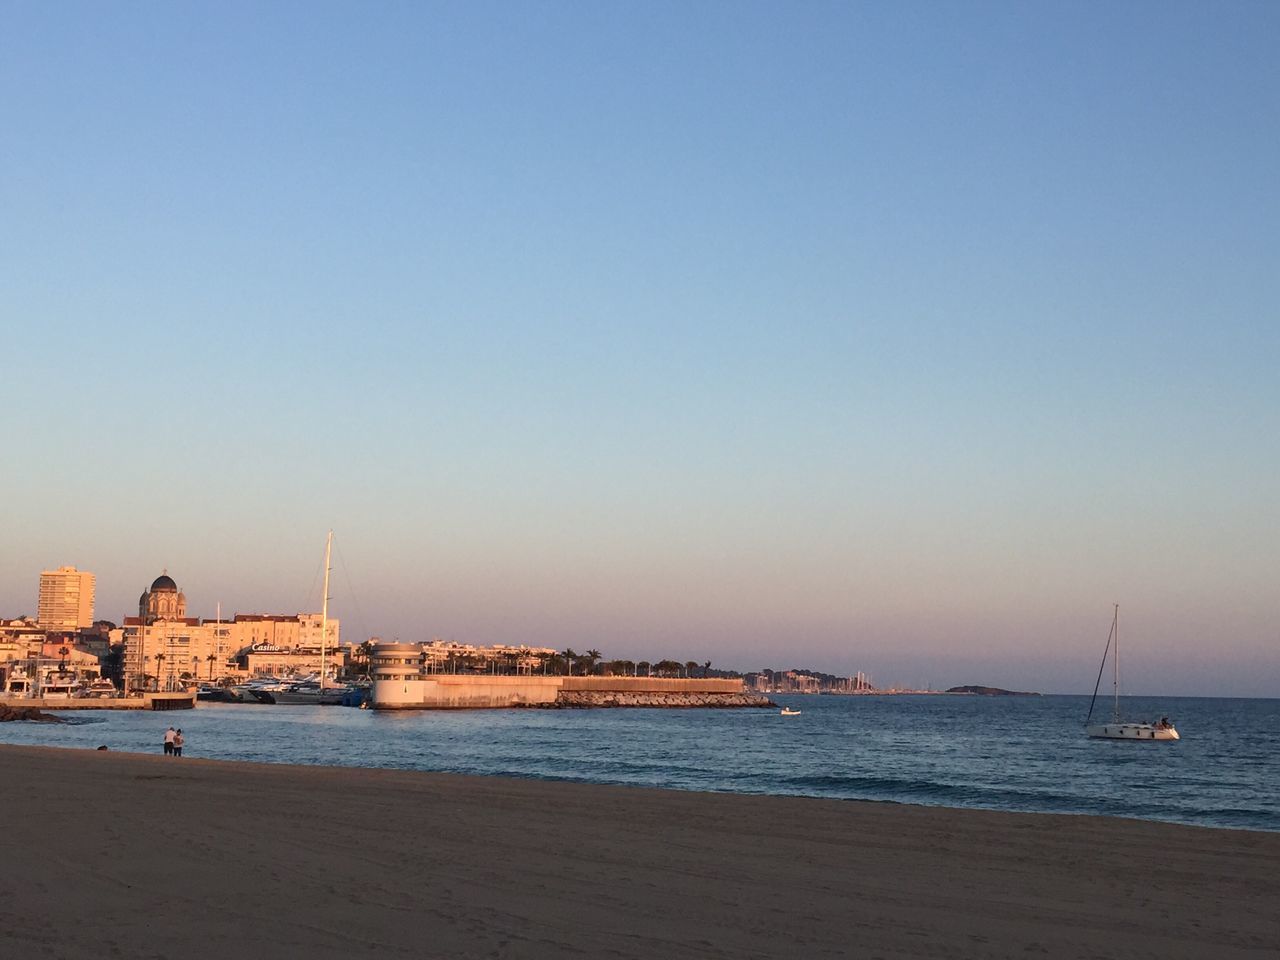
left=2, top=695, right=1276, bottom=832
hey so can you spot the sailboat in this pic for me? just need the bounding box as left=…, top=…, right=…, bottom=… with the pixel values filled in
left=1085, top=604, right=1179, bottom=741
left=273, top=531, right=345, bottom=705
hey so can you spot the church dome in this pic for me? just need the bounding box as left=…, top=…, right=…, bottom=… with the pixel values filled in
left=150, top=574, right=178, bottom=592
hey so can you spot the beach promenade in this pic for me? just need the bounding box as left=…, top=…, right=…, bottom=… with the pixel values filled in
left=1, top=744, right=1275, bottom=960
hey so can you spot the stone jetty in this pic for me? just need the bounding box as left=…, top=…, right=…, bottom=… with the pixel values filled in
left=545, top=690, right=775, bottom=709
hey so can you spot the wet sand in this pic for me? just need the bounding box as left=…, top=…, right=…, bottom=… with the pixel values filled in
left=1, top=744, right=1276, bottom=959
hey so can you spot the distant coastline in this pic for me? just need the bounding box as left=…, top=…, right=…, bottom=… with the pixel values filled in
left=945, top=685, right=1041, bottom=696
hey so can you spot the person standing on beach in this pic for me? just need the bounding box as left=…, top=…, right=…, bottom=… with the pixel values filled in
left=173, top=729, right=184, bottom=758
left=163, top=726, right=176, bottom=755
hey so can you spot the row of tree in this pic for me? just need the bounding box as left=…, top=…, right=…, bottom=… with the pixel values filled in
left=550, top=651, right=716, bottom=678
left=346, top=643, right=718, bottom=679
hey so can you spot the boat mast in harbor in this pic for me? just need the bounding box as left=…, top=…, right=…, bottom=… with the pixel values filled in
left=321, top=530, right=332, bottom=688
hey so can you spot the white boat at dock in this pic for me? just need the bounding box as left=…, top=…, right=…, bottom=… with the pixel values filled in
left=271, top=680, right=348, bottom=705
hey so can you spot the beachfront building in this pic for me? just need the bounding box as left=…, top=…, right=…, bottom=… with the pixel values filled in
left=114, top=573, right=344, bottom=688
left=118, top=615, right=216, bottom=690
left=227, top=613, right=338, bottom=651
left=236, top=640, right=348, bottom=678
left=227, top=612, right=344, bottom=678
left=37, top=566, right=96, bottom=631
left=0, top=617, right=47, bottom=657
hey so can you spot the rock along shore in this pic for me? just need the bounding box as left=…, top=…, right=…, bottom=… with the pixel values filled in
left=528, top=691, right=777, bottom=709
left=0, top=704, right=66, bottom=723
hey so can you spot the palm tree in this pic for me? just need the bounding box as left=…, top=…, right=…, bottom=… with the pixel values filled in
left=155, top=653, right=167, bottom=690
left=357, top=640, right=375, bottom=678
left=58, top=646, right=70, bottom=675
left=685, top=660, right=698, bottom=679
left=637, top=660, right=651, bottom=677
left=206, top=653, right=217, bottom=680
left=584, top=649, right=602, bottom=676
left=560, top=648, right=578, bottom=676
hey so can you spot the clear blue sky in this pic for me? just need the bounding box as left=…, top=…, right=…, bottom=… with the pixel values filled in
left=2, top=2, right=1276, bottom=695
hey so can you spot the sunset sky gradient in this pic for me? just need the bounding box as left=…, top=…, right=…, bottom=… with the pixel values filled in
left=2, top=2, right=1276, bottom=695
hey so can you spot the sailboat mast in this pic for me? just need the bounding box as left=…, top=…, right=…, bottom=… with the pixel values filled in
left=321, top=530, right=332, bottom=686
left=1113, top=603, right=1120, bottom=721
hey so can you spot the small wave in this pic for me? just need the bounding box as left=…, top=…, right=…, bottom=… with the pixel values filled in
left=763, top=773, right=1280, bottom=831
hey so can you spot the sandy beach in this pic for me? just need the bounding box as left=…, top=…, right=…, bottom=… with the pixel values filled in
left=1, top=744, right=1275, bottom=960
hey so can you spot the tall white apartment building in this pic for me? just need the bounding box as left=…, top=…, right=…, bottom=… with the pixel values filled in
left=37, top=566, right=96, bottom=630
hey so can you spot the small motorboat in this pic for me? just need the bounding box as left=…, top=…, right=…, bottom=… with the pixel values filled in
left=780, top=707, right=802, bottom=716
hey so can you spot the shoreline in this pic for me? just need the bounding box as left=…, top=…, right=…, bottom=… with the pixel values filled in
left=7, top=739, right=1276, bottom=836
left=5, top=725, right=1274, bottom=834
left=3, top=744, right=1277, bottom=959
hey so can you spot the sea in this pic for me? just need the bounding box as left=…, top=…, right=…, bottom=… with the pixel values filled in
left=2, top=694, right=1276, bottom=832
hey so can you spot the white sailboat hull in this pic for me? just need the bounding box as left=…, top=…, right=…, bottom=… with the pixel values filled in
left=1085, top=605, right=1181, bottom=742
left=1086, top=723, right=1179, bottom=741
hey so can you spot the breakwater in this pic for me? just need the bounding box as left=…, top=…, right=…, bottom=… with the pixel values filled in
left=541, top=690, right=773, bottom=708
left=370, top=670, right=765, bottom=710
left=0, top=692, right=195, bottom=711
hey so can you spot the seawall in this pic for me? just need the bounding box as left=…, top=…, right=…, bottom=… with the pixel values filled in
left=371, top=674, right=767, bottom=710
left=0, top=692, right=195, bottom=711
left=543, top=690, right=774, bottom=709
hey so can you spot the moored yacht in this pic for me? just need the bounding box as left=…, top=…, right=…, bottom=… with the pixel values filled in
left=272, top=680, right=347, bottom=705
left=1085, top=605, right=1179, bottom=741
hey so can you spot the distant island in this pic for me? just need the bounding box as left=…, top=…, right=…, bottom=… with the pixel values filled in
left=946, top=685, right=1040, bottom=696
